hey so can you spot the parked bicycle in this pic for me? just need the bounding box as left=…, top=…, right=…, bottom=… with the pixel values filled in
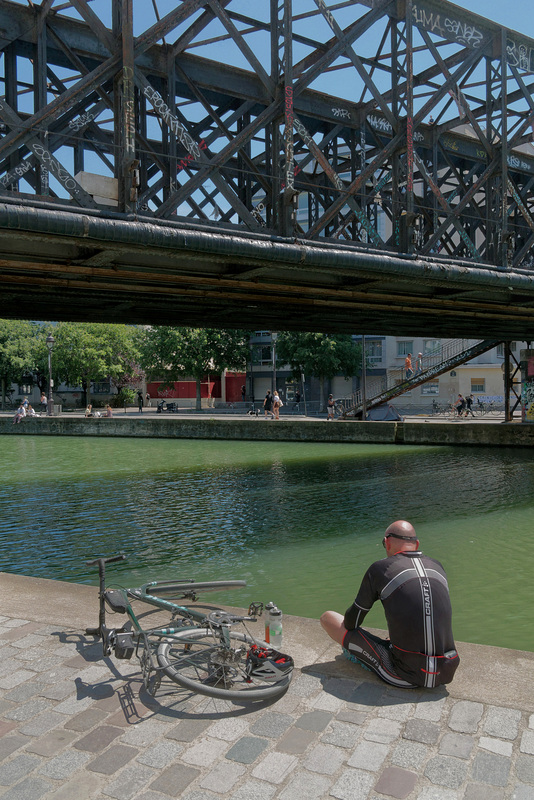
left=431, top=400, right=453, bottom=416
left=156, top=400, right=178, bottom=413
left=472, top=399, right=502, bottom=417
left=85, top=555, right=294, bottom=703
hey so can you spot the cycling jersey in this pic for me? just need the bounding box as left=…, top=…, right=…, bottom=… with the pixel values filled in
left=343, top=551, right=459, bottom=688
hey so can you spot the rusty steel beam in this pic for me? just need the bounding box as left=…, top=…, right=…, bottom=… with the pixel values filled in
left=0, top=0, right=532, bottom=335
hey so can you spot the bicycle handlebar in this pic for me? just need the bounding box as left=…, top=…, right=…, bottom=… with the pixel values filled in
left=206, top=610, right=257, bottom=625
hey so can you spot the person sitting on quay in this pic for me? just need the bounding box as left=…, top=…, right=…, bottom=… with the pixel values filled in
left=85, top=404, right=93, bottom=418
left=12, top=403, right=26, bottom=424
left=320, top=520, right=459, bottom=689
left=26, top=404, right=40, bottom=417
left=105, top=404, right=113, bottom=418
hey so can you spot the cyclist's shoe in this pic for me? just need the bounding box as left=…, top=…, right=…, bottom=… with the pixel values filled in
left=246, top=645, right=294, bottom=681
left=342, top=647, right=373, bottom=672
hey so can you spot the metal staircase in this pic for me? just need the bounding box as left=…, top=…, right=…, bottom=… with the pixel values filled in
left=339, top=339, right=501, bottom=418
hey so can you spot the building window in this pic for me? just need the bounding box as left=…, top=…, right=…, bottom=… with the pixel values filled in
left=254, top=331, right=271, bottom=338
left=397, top=341, right=413, bottom=357
left=471, top=378, right=485, bottom=393
left=366, top=340, right=383, bottom=364
left=92, top=382, right=111, bottom=394
left=254, top=345, right=272, bottom=366
left=421, top=380, right=439, bottom=395
left=423, top=339, right=441, bottom=354
left=497, top=342, right=517, bottom=357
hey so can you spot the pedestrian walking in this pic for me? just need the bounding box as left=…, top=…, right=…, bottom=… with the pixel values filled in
left=454, top=394, right=466, bottom=417
left=263, top=390, right=274, bottom=419
left=415, top=353, right=423, bottom=374
left=137, top=391, right=144, bottom=413
left=327, top=394, right=335, bottom=421
left=273, top=390, right=282, bottom=420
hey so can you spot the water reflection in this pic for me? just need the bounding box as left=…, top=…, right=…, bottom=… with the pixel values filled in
left=0, top=437, right=532, bottom=652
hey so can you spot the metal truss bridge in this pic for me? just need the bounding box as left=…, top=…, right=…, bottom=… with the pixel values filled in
left=1, top=0, right=534, bottom=339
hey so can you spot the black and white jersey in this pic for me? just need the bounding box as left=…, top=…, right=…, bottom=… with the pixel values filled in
left=344, top=551, right=458, bottom=687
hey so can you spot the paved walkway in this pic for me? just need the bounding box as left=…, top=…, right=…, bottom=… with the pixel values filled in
left=0, top=574, right=533, bottom=800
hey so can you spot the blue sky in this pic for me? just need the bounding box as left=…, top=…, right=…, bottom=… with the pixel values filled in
left=6, top=1, right=533, bottom=202
left=457, top=0, right=532, bottom=34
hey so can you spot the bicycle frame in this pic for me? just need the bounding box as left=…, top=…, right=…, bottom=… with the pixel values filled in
left=85, top=555, right=258, bottom=693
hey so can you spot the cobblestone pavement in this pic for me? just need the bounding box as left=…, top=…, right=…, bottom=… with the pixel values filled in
left=0, top=578, right=533, bottom=800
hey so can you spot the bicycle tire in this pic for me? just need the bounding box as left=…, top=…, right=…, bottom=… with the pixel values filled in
left=156, top=627, right=292, bottom=703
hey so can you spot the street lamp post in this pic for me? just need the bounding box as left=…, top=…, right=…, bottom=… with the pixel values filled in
left=46, top=334, right=55, bottom=417
left=271, top=332, right=278, bottom=395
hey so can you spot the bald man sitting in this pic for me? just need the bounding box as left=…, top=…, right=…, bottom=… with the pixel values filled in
left=320, top=520, right=459, bottom=689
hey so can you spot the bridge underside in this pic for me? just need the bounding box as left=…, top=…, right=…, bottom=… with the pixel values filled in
left=1, top=203, right=534, bottom=338
left=0, top=0, right=533, bottom=337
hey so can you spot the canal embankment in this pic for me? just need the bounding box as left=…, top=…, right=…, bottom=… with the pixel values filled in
left=0, top=572, right=533, bottom=800
left=2, top=413, right=534, bottom=447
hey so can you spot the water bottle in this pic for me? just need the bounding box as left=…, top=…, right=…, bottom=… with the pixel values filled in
left=269, top=606, right=283, bottom=649
left=264, top=601, right=275, bottom=643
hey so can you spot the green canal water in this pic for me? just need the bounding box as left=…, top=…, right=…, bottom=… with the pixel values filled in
left=0, top=436, right=532, bottom=653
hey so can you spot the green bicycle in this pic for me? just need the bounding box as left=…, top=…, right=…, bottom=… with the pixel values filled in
left=85, top=554, right=294, bottom=704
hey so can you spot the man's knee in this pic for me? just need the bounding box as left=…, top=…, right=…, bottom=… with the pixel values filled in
left=320, top=611, right=346, bottom=645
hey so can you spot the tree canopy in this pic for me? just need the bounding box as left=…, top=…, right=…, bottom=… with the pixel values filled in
left=0, top=319, right=143, bottom=406
left=0, top=320, right=42, bottom=405
left=49, top=322, right=142, bottom=405
left=275, top=331, right=363, bottom=408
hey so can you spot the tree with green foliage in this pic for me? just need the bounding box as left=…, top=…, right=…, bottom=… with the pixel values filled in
left=275, top=331, right=363, bottom=410
left=140, top=327, right=250, bottom=410
left=46, top=322, right=142, bottom=407
left=0, top=319, right=43, bottom=408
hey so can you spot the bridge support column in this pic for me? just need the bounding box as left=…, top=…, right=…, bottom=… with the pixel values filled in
left=114, top=0, right=137, bottom=214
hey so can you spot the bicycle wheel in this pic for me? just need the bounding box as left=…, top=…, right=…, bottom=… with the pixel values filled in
left=157, top=627, right=292, bottom=703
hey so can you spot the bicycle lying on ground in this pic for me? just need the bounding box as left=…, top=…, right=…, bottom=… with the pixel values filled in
left=85, top=554, right=294, bottom=703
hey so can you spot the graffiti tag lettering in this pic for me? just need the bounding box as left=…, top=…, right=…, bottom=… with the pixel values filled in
left=144, top=85, right=200, bottom=159
left=0, top=158, right=32, bottom=188
left=68, top=113, right=95, bottom=133
left=177, top=139, right=207, bottom=172
left=412, top=2, right=485, bottom=49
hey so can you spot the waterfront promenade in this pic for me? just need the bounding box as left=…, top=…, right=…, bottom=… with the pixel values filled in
left=0, top=573, right=532, bottom=800
left=1, top=408, right=533, bottom=448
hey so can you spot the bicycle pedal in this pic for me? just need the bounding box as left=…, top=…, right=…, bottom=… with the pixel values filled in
left=147, top=673, right=161, bottom=696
